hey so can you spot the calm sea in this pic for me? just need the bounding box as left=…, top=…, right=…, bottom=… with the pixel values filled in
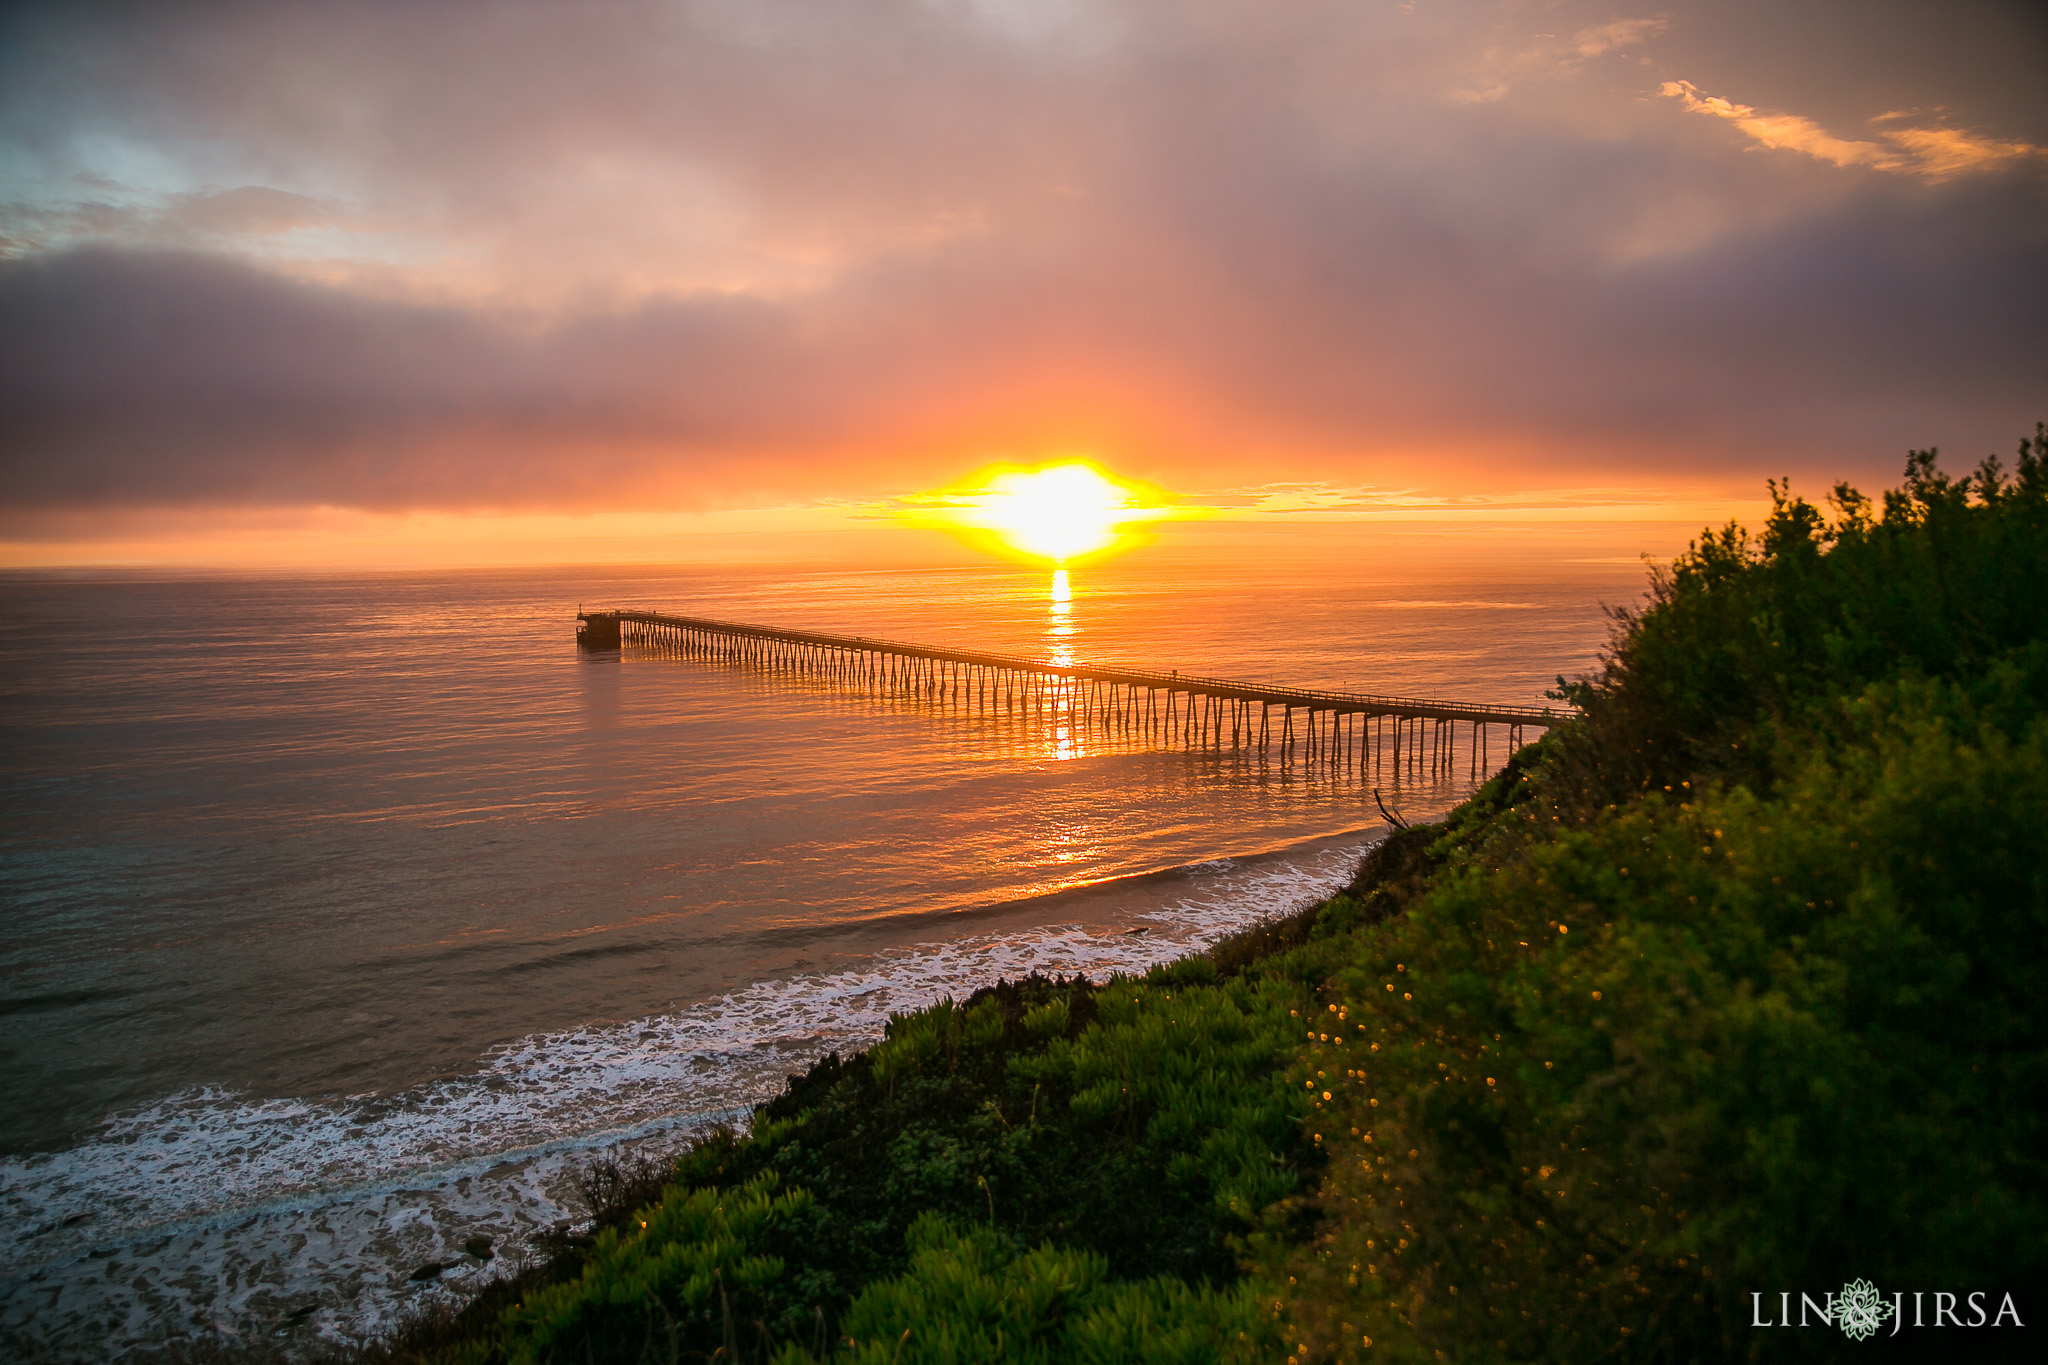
left=0, top=539, right=1640, bottom=1356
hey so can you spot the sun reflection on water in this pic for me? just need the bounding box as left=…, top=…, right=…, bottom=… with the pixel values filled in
left=1047, top=568, right=1077, bottom=759
left=1047, top=568, right=1074, bottom=661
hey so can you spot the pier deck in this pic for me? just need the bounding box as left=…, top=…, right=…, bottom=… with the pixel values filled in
left=578, top=607, right=1567, bottom=778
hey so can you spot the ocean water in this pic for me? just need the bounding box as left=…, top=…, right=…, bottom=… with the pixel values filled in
left=0, top=541, right=1640, bottom=1357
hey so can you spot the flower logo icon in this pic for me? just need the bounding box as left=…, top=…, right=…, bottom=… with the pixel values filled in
left=1835, top=1279, right=1894, bottom=1341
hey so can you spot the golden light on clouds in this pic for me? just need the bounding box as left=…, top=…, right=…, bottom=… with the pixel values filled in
left=1660, top=80, right=2042, bottom=180
left=897, top=460, right=1188, bottom=565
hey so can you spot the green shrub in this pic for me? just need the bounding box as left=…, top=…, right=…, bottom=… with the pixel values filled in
left=1548, top=425, right=2048, bottom=810
left=812, top=1213, right=1269, bottom=1365
left=439, top=1175, right=814, bottom=1365
left=1267, top=435, right=2048, bottom=1362
left=450, top=952, right=1332, bottom=1361
left=1276, top=677, right=2048, bottom=1360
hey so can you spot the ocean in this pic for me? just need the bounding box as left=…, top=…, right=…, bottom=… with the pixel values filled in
left=0, top=539, right=1641, bottom=1356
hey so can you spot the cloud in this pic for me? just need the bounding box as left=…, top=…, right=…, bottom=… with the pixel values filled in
left=1660, top=81, right=1892, bottom=169
left=1451, top=12, right=1669, bottom=104
left=1572, top=17, right=1670, bottom=59
left=167, top=186, right=326, bottom=236
left=1661, top=79, right=2045, bottom=180
left=1874, top=117, right=2043, bottom=179
left=0, top=0, right=2043, bottom=532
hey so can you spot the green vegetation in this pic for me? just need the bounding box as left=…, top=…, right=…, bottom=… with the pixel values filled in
left=418, top=937, right=1341, bottom=1364
left=382, top=428, right=2047, bottom=1363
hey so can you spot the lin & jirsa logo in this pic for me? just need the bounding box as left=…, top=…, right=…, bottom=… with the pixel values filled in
left=1751, top=1281, right=2024, bottom=1339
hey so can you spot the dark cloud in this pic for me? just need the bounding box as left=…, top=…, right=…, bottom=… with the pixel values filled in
left=1, top=0, right=2044, bottom=520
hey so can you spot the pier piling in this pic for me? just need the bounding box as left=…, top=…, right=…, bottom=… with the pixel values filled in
left=578, top=607, right=1564, bottom=776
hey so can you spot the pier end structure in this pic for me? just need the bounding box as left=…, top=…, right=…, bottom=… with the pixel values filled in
left=576, top=610, right=621, bottom=650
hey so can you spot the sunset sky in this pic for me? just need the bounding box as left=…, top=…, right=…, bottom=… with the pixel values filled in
left=2, top=0, right=2043, bottom=567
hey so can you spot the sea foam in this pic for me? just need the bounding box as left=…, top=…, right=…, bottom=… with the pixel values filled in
left=0, top=836, right=1374, bottom=1360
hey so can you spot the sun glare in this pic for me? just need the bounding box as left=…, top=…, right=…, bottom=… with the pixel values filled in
left=906, top=460, right=1177, bottom=565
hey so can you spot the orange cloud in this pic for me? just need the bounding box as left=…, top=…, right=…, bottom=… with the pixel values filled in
left=1874, top=116, right=2042, bottom=179
left=1661, top=80, right=2043, bottom=181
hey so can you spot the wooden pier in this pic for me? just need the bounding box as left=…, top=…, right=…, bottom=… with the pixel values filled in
left=577, top=609, right=1565, bottom=780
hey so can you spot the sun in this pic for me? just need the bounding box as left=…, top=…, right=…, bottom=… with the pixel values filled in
left=904, top=459, right=1179, bottom=565
left=968, top=463, right=1144, bottom=562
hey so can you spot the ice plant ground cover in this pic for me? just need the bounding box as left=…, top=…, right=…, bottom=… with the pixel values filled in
left=344, top=429, right=2046, bottom=1365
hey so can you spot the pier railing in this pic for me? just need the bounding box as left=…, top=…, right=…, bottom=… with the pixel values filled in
left=578, top=607, right=1571, bottom=778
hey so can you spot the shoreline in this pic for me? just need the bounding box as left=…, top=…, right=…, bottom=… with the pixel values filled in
left=0, top=824, right=1391, bottom=1361
left=721, top=819, right=1402, bottom=968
